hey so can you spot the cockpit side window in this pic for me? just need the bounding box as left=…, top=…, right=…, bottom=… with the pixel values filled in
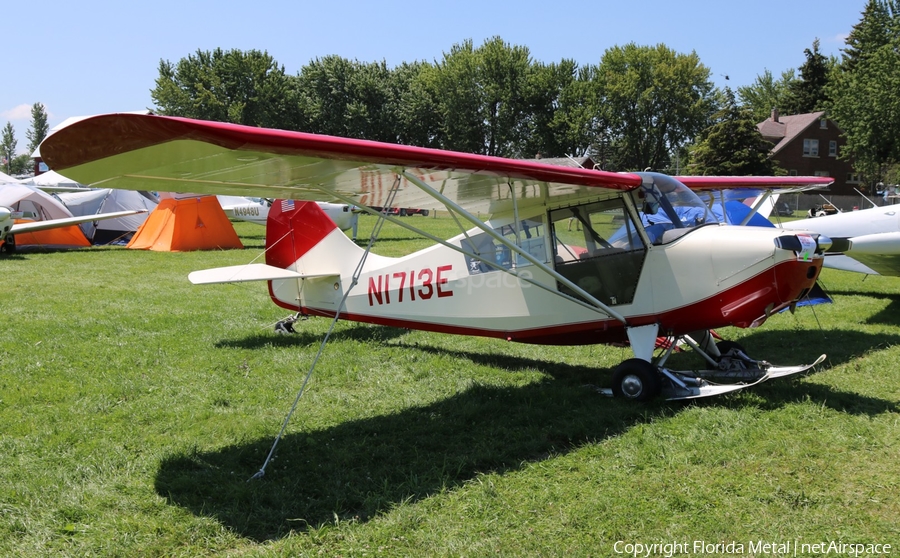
left=549, top=198, right=646, bottom=306
left=461, top=215, right=546, bottom=275
left=550, top=198, right=645, bottom=263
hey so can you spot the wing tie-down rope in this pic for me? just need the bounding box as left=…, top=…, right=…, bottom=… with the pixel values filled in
left=249, top=178, right=403, bottom=480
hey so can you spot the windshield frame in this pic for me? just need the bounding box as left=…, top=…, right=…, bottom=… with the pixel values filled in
left=629, top=172, right=718, bottom=244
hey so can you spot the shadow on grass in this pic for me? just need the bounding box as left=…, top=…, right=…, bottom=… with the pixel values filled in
left=155, top=358, right=671, bottom=541
left=401, top=329, right=900, bottom=418
left=823, top=288, right=900, bottom=327
left=672, top=326, right=900, bottom=416
left=727, top=325, right=900, bottom=367
left=156, top=326, right=900, bottom=541
left=214, top=324, right=412, bottom=350
left=5, top=244, right=122, bottom=256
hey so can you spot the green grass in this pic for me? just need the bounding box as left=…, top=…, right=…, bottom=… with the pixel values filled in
left=2, top=215, right=900, bottom=556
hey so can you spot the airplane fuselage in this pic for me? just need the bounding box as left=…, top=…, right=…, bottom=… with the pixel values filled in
left=264, top=201, right=823, bottom=346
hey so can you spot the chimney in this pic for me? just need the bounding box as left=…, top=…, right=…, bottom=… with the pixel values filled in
left=771, top=108, right=779, bottom=123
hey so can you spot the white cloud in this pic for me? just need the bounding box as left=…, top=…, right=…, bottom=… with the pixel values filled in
left=0, top=104, right=34, bottom=120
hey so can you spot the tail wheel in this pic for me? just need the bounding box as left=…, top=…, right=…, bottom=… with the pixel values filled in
left=611, top=359, right=662, bottom=402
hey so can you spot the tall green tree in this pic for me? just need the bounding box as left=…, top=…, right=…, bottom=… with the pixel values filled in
left=782, top=39, right=833, bottom=114
left=594, top=43, right=716, bottom=172
left=426, top=37, right=533, bottom=156
left=428, top=39, right=486, bottom=154
left=151, top=48, right=297, bottom=129
left=26, top=102, right=50, bottom=155
left=1, top=122, right=16, bottom=174
left=842, top=0, right=896, bottom=71
left=521, top=60, right=601, bottom=159
left=293, top=56, right=401, bottom=142
left=737, top=69, right=796, bottom=123
left=828, top=1, right=900, bottom=181
left=689, top=88, right=780, bottom=175
left=395, top=61, right=443, bottom=148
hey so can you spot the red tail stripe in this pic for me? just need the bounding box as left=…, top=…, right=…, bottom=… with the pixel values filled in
left=265, top=200, right=338, bottom=269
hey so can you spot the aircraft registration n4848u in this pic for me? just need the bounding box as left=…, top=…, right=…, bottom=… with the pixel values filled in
left=41, top=113, right=833, bottom=401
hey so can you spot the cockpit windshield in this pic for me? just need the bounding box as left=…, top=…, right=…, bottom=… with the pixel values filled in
left=630, top=172, right=718, bottom=244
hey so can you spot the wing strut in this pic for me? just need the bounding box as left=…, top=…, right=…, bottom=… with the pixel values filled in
left=740, top=190, right=773, bottom=226
left=250, top=178, right=403, bottom=481
left=398, top=170, right=628, bottom=324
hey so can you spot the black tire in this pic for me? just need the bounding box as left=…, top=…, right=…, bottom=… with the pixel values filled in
left=611, top=359, right=661, bottom=402
left=3, top=234, right=16, bottom=254
left=422, top=210, right=429, bottom=216
left=715, top=340, right=747, bottom=361
left=399, top=208, right=408, bottom=216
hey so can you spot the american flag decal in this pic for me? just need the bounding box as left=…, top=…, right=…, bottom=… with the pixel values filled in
left=280, top=199, right=295, bottom=212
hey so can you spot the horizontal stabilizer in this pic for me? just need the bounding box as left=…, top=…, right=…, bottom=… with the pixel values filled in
left=188, top=264, right=307, bottom=284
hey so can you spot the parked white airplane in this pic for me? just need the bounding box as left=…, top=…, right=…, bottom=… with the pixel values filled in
left=0, top=205, right=147, bottom=253
left=217, top=195, right=359, bottom=236
left=1, top=182, right=148, bottom=253
left=776, top=204, right=900, bottom=275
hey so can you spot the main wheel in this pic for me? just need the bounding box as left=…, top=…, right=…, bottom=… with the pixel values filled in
left=3, top=234, right=16, bottom=254
left=611, top=359, right=662, bottom=402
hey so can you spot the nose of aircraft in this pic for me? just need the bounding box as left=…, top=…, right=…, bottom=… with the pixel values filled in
left=774, top=233, right=832, bottom=254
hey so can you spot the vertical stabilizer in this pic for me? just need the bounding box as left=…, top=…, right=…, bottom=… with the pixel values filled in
left=266, top=200, right=339, bottom=269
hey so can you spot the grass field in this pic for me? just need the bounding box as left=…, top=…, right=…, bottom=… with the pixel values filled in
left=3, top=215, right=900, bottom=557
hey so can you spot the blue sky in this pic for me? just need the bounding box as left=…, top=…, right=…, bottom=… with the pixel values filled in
left=3, top=0, right=866, bottom=155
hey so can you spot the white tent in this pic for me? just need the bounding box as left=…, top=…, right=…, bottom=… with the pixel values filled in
left=56, top=188, right=158, bottom=244
left=0, top=183, right=90, bottom=248
left=23, top=170, right=85, bottom=190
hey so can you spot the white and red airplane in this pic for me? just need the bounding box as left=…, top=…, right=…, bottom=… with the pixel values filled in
left=40, top=113, right=834, bottom=401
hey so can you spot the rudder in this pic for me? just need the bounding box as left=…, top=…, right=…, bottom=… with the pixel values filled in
left=266, top=200, right=339, bottom=269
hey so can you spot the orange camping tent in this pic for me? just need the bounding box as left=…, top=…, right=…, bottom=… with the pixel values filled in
left=127, top=196, right=243, bottom=251
left=12, top=224, right=91, bottom=249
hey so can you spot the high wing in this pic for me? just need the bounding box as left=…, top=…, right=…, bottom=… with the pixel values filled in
left=40, top=113, right=644, bottom=216
left=675, top=176, right=834, bottom=190
left=677, top=178, right=833, bottom=226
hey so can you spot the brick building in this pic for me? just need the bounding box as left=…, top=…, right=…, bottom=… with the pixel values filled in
left=757, top=110, right=859, bottom=197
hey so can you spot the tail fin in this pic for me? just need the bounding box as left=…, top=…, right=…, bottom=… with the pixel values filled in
left=266, top=200, right=339, bottom=269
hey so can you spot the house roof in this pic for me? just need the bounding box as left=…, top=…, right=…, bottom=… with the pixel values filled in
left=757, top=111, right=825, bottom=153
